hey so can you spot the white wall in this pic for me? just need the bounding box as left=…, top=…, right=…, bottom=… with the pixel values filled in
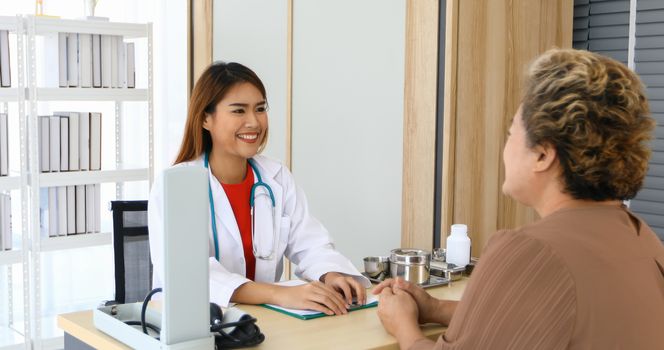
left=153, top=0, right=189, bottom=172
left=213, top=0, right=289, bottom=163
left=212, top=0, right=405, bottom=270
left=291, top=0, right=405, bottom=268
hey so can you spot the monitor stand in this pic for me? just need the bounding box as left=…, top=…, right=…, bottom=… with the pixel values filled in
left=94, top=166, right=214, bottom=349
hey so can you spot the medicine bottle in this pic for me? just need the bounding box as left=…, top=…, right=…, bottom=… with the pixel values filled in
left=446, top=224, right=471, bottom=267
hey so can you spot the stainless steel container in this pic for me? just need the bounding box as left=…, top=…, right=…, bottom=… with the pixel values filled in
left=430, top=261, right=465, bottom=281
left=389, top=249, right=430, bottom=284
left=363, top=256, right=390, bottom=279
left=432, top=248, right=446, bottom=262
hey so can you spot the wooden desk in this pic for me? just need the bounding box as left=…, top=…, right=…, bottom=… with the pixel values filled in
left=57, top=279, right=467, bottom=350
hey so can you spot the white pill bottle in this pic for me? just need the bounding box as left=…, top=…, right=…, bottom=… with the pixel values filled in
left=445, top=224, right=471, bottom=267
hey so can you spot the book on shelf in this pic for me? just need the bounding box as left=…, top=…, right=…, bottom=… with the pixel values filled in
left=40, top=33, right=68, bottom=88
left=59, top=114, right=69, bottom=171
left=81, top=184, right=101, bottom=234
left=48, top=187, right=57, bottom=237
left=0, top=30, right=11, bottom=87
left=90, top=112, right=102, bottom=170
left=101, top=35, right=112, bottom=88
left=39, top=116, right=50, bottom=172
left=0, top=192, right=11, bottom=250
left=92, top=34, right=101, bottom=88
left=58, top=33, right=68, bottom=87
left=85, top=184, right=95, bottom=233
left=110, top=36, right=118, bottom=88
left=60, top=111, right=80, bottom=171
left=75, top=185, right=85, bottom=233
left=117, top=36, right=126, bottom=88
left=67, top=33, right=78, bottom=87
left=79, top=112, right=90, bottom=170
left=66, top=185, right=75, bottom=234
left=0, top=113, right=8, bottom=176
left=39, top=187, right=48, bottom=237
left=126, top=42, right=135, bottom=88
left=94, top=184, right=100, bottom=232
left=49, top=115, right=61, bottom=172
left=79, top=33, right=93, bottom=88
left=56, top=186, right=67, bottom=236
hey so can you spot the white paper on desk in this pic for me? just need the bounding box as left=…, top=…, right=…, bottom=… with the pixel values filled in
left=265, top=279, right=378, bottom=317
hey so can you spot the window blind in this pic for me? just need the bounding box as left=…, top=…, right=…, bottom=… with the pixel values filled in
left=630, top=0, right=664, bottom=241
left=573, top=0, right=590, bottom=50
left=588, top=0, right=630, bottom=64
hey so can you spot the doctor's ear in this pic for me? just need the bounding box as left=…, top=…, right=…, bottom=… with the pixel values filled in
left=202, top=113, right=212, bottom=131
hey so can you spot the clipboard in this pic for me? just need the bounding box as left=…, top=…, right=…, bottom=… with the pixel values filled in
left=260, top=280, right=379, bottom=320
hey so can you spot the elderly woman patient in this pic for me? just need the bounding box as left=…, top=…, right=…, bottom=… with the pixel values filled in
left=375, top=48, right=664, bottom=349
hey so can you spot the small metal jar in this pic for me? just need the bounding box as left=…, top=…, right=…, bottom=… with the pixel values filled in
left=389, top=249, right=431, bottom=284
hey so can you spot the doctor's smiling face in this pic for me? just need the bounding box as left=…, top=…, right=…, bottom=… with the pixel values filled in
left=203, top=82, right=268, bottom=161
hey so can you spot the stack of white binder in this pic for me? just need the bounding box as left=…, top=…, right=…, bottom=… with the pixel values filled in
left=38, top=111, right=103, bottom=238
left=40, top=32, right=135, bottom=88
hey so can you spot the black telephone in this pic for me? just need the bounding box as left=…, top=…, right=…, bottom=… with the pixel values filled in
left=209, top=303, right=265, bottom=349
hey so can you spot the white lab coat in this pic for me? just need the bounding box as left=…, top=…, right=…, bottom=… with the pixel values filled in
left=148, top=154, right=370, bottom=307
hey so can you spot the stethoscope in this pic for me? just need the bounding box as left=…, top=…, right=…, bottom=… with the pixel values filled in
left=204, top=152, right=277, bottom=261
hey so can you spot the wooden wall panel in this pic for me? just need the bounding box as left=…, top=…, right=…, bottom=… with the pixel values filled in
left=191, top=0, right=213, bottom=91
left=442, top=0, right=573, bottom=256
left=401, top=0, right=439, bottom=250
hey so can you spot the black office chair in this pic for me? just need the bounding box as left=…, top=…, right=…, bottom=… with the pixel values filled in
left=110, top=200, right=152, bottom=304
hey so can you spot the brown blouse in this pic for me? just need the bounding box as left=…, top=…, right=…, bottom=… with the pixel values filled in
left=413, top=206, right=664, bottom=350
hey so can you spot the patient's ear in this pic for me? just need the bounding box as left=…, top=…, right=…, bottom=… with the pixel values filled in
left=533, top=143, right=558, bottom=173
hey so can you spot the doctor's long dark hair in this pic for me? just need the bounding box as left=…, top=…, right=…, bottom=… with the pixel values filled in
left=174, top=61, right=268, bottom=165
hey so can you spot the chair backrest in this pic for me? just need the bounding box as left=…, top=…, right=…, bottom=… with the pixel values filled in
left=110, top=200, right=151, bottom=304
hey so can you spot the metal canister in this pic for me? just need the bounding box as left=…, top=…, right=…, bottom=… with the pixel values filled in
left=389, top=248, right=431, bottom=284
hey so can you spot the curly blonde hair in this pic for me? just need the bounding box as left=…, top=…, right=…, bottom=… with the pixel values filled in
left=521, top=49, right=655, bottom=201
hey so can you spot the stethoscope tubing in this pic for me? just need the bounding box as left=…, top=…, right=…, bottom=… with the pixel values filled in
left=204, top=152, right=277, bottom=262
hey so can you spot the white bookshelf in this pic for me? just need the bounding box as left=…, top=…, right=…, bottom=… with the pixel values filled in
left=0, top=15, right=154, bottom=350
left=30, top=88, right=148, bottom=101
left=0, top=16, right=19, bottom=30
left=39, top=232, right=111, bottom=252
left=38, top=168, right=149, bottom=187
left=0, top=89, right=19, bottom=103
left=0, top=176, right=20, bottom=191
left=31, top=17, right=148, bottom=38
left=0, top=250, right=21, bottom=266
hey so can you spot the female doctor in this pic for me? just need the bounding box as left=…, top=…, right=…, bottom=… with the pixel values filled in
left=148, top=62, right=369, bottom=315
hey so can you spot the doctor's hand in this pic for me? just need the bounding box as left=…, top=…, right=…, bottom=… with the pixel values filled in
left=377, top=285, right=427, bottom=349
left=273, top=281, right=349, bottom=316
left=321, top=272, right=367, bottom=306
left=373, top=278, right=456, bottom=326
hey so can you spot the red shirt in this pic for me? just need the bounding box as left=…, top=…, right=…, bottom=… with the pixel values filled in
left=221, top=163, right=256, bottom=281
